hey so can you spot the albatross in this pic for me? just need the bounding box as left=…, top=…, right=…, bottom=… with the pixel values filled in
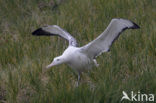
left=32, top=18, right=140, bottom=84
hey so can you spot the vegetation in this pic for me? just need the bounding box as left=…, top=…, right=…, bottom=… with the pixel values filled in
left=0, top=0, right=155, bottom=102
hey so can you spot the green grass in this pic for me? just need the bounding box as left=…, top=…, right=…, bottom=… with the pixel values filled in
left=0, top=0, right=156, bottom=102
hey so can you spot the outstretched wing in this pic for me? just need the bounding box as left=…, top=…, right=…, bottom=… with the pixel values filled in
left=32, top=25, right=78, bottom=46
left=81, top=18, right=140, bottom=58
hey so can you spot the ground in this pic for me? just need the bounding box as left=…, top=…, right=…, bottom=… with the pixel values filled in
left=0, top=0, right=156, bottom=103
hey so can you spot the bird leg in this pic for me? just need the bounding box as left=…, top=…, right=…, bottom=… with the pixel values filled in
left=76, top=73, right=81, bottom=87
left=93, top=59, right=99, bottom=67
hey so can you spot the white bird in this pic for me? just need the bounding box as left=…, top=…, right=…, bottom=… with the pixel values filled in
left=32, top=18, right=140, bottom=85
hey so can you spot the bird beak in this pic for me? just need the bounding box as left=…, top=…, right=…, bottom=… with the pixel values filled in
left=46, top=62, right=55, bottom=69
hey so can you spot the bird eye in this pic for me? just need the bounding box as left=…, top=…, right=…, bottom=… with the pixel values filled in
left=56, top=59, right=60, bottom=61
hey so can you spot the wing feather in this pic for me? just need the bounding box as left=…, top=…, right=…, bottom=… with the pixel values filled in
left=32, top=25, right=78, bottom=46
left=81, top=18, right=140, bottom=58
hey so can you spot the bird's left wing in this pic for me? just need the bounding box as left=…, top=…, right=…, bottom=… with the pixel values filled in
left=32, top=25, right=78, bottom=46
left=80, top=18, right=140, bottom=58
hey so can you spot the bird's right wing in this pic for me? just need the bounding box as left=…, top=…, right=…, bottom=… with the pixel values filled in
left=32, top=25, right=78, bottom=46
left=80, top=18, right=140, bottom=58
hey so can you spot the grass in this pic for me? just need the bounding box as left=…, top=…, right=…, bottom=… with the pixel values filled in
left=0, top=0, right=156, bottom=102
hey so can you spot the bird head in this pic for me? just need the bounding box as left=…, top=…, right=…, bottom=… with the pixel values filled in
left=46, top=56, right=65, bottom=69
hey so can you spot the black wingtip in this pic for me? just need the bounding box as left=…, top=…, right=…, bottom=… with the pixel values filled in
left=32, top=28, right=53, bottom=36
left=32, top=28, right=43, bottom=36
left=131, top=21, right=140, bottom=29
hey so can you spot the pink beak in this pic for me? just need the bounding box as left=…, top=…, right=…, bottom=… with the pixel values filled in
left=46, top=62, right=54, bottom=69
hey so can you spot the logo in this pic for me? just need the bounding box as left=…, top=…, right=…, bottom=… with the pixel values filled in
left=121, top=91, right=155, bottom=102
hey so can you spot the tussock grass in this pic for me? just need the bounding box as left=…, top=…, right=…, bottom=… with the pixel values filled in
left=0, top=0, right=156, bottom=102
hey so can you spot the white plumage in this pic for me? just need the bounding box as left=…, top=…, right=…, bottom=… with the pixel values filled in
left=32, top=18, right=140, bottom=84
